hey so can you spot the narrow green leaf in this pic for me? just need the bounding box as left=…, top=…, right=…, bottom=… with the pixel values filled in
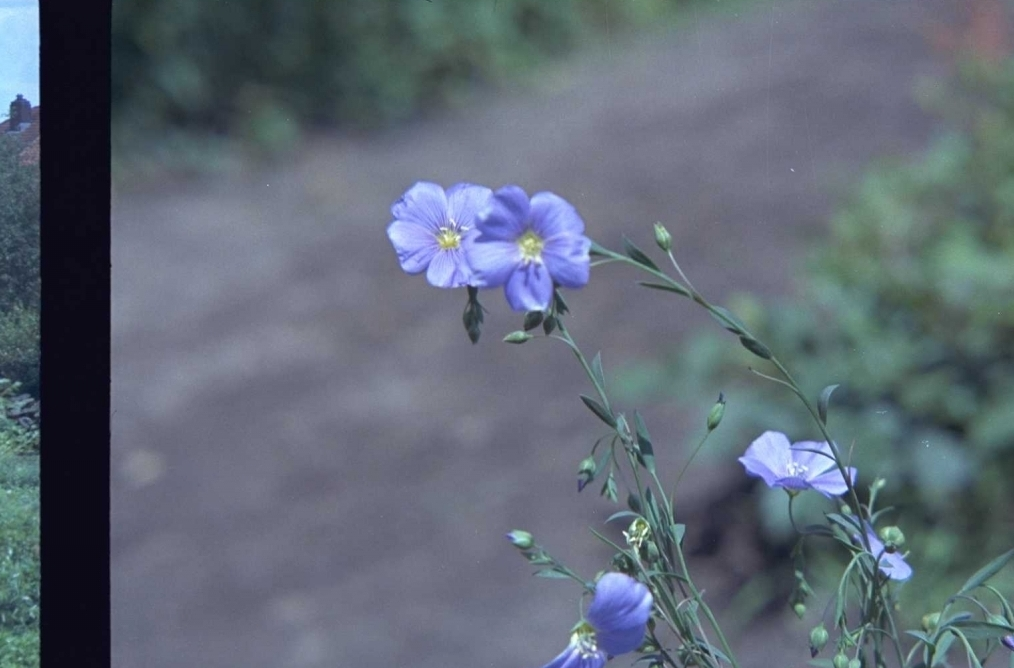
left=605, top=510, right=642, bottom=524
left=534, top=569, right=573, bottom=580
left=818, top=384, right=840, bottom=425
left=739, top=335, right=773, bottom=360
left=580, top=394, right=615, bottom=428
left=622, top=235, right=659, bottom=270
left=931, top=631, right=955, bottom=667
left=636, top=280, right=691, bottom=297
left=589, top=241, right=610, bottom=257
left=709, top=305, right=747, bottom=335
left=947, top=619, right=1014, bottom=640
left=590, top=352, right=607, bottom=396
left=671, top=523, right=686, bottom=546
left=955, top=548, right=1014, bottom=597
left=633, top=410, right=656, bottom=474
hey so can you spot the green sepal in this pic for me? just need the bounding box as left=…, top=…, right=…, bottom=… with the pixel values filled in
left=523, top=310, right=544, bottom=331
left=542, top=314, right=557, bottom=335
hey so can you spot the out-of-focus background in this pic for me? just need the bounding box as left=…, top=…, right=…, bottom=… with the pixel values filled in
left=112, top=1, right=1014, bottom=667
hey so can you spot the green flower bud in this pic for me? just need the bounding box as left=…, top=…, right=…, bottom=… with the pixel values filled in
left=809, top=624, right=829, bottom=658
left=506, top=530, right=534, bottom=550
left=840, top=504, right=852, bottom=516
left=577, top=457, right=596, bottom=492
left=503, top=331, right=533, bottom=344
left=848, top=660, right=861, bottom=668
left=878, top=526, right=905, bottom=552
left=921, top=612, right=940, bottom=633
left=833, top=653, right=850, bottom=668
left=706, top=393, right=726, bottom=431
left=793, top=602, right=807, bottom=619
left=871, top=478, right=886, bottom=492
left=653, top=222, right=672, bottom=252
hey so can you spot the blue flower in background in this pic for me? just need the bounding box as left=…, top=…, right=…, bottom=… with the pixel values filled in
left=387, top=181, right=492, bottom=288
left=470, top=185, right=591, bottom=311
left=739, top=431, right=856, bottom=498
left=540, top=573, right=653, bottom=668
left=861, top=525, right=913, bottom=582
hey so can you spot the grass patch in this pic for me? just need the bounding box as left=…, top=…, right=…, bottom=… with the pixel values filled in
left=0, top=452, right=38, bottom=668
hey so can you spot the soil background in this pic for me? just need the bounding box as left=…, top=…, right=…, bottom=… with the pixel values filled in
left=112, top=1, right=966, bottom=666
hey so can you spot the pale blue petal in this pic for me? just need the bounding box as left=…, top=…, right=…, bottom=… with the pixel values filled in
left=789, top=440, right=836, bottom=471
left=865, top=529, right=913, bottom=581
left=476, top=185, right=530, bottom=241
left=446, top=183, right=492, bottom=230
left=387, top=219, right=437, bottom=274
left=391, top=181, right=448, bottom=230
left=542, top=234, right=591, bottom=288
left=587, top=573, right=653, bottom=656
left=739, top=431, right=792, bottom=487
left=530, top=191, right=586, bottom=239
left=806, top=466, right=855, bottom=498
left=468, top=239, right=518, bottom=288
left=504, top=262, right=554, bottom=312
left=426, top=249, right=472, bottom=288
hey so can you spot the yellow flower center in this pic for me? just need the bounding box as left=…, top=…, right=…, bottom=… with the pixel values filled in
left=436, top=226, right=461, bottom=251
left=518, top=229, right=544, bottom=263
left=570, top=624, right=599, bottom=658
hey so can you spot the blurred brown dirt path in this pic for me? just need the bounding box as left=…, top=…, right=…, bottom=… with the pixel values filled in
left=113, top=1, right=956, bottom=666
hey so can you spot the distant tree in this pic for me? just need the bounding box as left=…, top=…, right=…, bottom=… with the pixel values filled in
left=0, top=135, right=39, bottom=311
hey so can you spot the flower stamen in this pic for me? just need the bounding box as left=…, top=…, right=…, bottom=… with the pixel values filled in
left=436, top=226, right=462, bottom=250
left=517, top=229, right=545, bottom=264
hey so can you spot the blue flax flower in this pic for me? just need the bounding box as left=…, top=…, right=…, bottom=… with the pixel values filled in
left=541, top=573, right=653, bottom=668
left=859, top=524, right=913, bottom=582
left=739, top=431, right=857, bottom=498
left=470, top=185, right=591, bottom=312
left=387, top=181, right=492, bottom=288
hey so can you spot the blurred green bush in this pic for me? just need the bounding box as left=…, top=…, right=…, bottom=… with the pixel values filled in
left=113, top=0, right=677, bottom=160
left=0, top=138, right=38, bottom=400
left=618, top=59, right=1014, bottom=613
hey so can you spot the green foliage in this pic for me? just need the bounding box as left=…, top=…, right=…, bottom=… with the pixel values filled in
left=0, top=382, right=38, bottom=456
left=112, top=0, right=678, bottom=159
left=0, top=307, right=38, bottom=399
left=0, top=453, right=38, bottom=668
left=617, top=59, right=1014, bottom=611
left=0, top=137, right=39, bottom=313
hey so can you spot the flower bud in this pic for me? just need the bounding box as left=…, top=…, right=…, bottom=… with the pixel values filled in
left=839, top=504, right=852, bottom=516
left=921, top=612, right=940, bottom=633
left=506, top=530, right=534, bottom=550
left=878, top=526, right=905, bottom=552
left=706, top=393, right=726, bottom=431
left=848, top=660, right=861, bottom=668
left=1002, top=634, right=1014, bottom=652
left=503, top=331, right=533, bottom=344
left=833, top=653, right=850, bottom=668
left=809, top=624, right=829, bottom=658
left=577, top=457, right=596, bottom=492
left=793, top=602, right=807, bottom=619
left=653, top=222, right=673, bottom=252
left=871, top=478, right=886, bottom=492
